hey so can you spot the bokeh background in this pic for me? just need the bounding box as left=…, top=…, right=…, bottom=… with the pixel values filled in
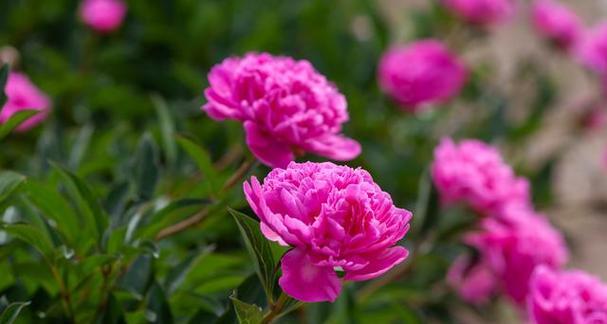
left=1, top=0, right=606, bottom=323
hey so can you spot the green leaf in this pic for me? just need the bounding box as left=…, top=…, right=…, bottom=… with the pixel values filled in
left=0, top=171, right=25, bottom=205
left=3, top=224, right=54, bottom=259
left=68, top=124, right=94, bottom=170
left=413, top=170, right=440, bottom=236
left=51, top=162, right=108, bottom=244
left=152, top=95, right=177, bottom=167
left=132, top=134, right=160, bottom=201
left=0, top=301, right=31, bottom=324
left=0, top=64, right=8, bottom=107
left=0, top=110, right=40, bottom=140
left=228, top=208, right=276, bottom=302
left=176, top=135, right=219, bottom=193
left=146, top=282, right=173, bottom=324
left=230, top=296, right=263, bottom=324
left=137, top=198, right=212, bottom=239
left=23, top=180, right=80, bottom=246
left=118, top=255, right=153, bottom=300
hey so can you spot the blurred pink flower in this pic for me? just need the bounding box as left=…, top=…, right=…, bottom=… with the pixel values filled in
left=448, top=255, right=498, bottom=304
left=203, top=53, right=361, bottom=168
left=378, top=40, right=467, bottom=112
left=528, top=266, right=607, bottom=324
left=244, top=162, right=412, bottom=302
left=442, top=0, right=516, bottom=26
left=576, top=23, right=607, bottom=75
left=458, top=207, right=568, bottom=305
left=431, top=138, right=531, bottom=215
left=0, top=72, right=51, bottom=132
left=79, top=0, right=127, bottom=33
left=532, top=0, right=583, bottom=50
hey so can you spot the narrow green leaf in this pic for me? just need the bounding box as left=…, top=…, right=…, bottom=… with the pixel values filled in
left=152, top=95, right=177, bottom=167
left=0, top=301, right=31, bottom=324
left=51, top=162, right=108, bottom=243
left=118, top=255, right=153, bottom=300
left=137, top=198, right=212, bottom=239
left=23, top=181, right=80, bottom=245
left=0, top=64, right=8, bottom=107
left=0, top=171, right=25, bottom=204
left=132, top=134, right=160, bottom=201
left=0, top=110, right=39, bottom=140
left=3, top=224, right=54, bottom=259
left=68, top=124, right=94, bottom=170
left=176, top=136, right=219, bottom=193
left=228, top=208, right=276, bottom=302
left=413, top=170, right=440, bottom=236
left=230, top=296, right=263, bottom=324
left=146, top=282, right=173, bottom=324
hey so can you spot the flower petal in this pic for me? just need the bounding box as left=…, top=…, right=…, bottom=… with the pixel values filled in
left=344, top=246, right=408, bottom=281
left=244, top=121, right=294, bottom=168
left=305, top=134, right=361, bottom=161
left=279, top=248, right=342, bottom=303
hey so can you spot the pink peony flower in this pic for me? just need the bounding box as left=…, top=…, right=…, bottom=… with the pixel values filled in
left=79, top=0, right=127, bottom=33
left=431, top=138, right=531, bottom=215
left=442, top=0, right=516, bottom=26
left=576, top=23, right=607, bottom=75
left=528, top=266, right=607, bottom=324
left=0, top=72, right=51, bottom=132
left=532, top=0, right=583, bottom=50
left=457, top=207, right=568, bottom=305
left=378, top=40, right=467, bottom=112
left=448, top=255, right=498, bottom=304
left=243, top=161, right=412, bottom=302
left=203, top=53, right=361, bottom=168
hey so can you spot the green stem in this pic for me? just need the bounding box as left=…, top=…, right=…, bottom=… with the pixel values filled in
left=261, top=292, right=290, bottom=324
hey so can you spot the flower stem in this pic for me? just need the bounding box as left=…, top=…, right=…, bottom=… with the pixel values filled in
left=155, top=157, right=258, bottom=240
left=261, top=292, right=290, bottom=324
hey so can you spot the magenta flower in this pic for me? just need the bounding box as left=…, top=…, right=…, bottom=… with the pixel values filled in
left=448, top=256, right=497, bottom=304
left=378, top=40, right=467, bottom=112
left=0, top=72, right=51, bottom=132
left=576, top=23, right=607, bottom=75
left=203, top=53, right=361, bottom=168
left=442, top=0, right=516, bottom=26
left=528, top=266, right=607, bottom=324
left=532, top=0, right=583, bottom=50
left=243, top=162, right=412, bottom=302
left=431, top=138, right=531, bottom=215
left=79, top=0, right=127, bottom=33
left=455, top=207, right=568, bottom=305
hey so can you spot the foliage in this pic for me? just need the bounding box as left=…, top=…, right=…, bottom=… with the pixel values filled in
left=0, top=0, right=565, bottom=323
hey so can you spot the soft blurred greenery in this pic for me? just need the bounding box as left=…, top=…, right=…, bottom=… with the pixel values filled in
left=0, top=0, right=560, bottom=323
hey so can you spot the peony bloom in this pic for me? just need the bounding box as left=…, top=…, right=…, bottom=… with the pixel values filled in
left=0, top=72, right=51, bottom=132
left=532, top=0, right=583, bottom=50
left=448, top=255, right=498, bottom=304
left=456, top=207, right=568, bottom=305
left=243, top=162, right=412, bottom=302
left=203, top=53, right=361, bottom=168
left=378, top=40, right=467, bottom=112
left=431, top=138, right=531, bottom=215
left=442, top=0, right=516, bottom=26
left=79, top=0, right=127, bottom=33
left=528, top=266, right=607, bottom=324
left=576, top=23, right=607, bottom=75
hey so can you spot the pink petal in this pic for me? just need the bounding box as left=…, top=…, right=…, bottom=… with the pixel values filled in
left=244, top=121, right=294, bottom=168
left=260, top=223, right=288, bottom=246
left=279, top=248, right=342, bottom=303
left=344, top=246, right=409, bottom=281
left=304, top=134, right=361, bottom=161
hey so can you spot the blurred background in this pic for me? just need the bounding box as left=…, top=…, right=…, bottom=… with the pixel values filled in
left=1, top=0, right=606, bottom=323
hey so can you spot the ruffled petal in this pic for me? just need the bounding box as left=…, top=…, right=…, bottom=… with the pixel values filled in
left=305, top=134, right=361, bottom=161
left=344, top=246, right=408, bottom=281
left=279, top=248, right=342, bottom=303
left=244, top=121, right=294, bottom=168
